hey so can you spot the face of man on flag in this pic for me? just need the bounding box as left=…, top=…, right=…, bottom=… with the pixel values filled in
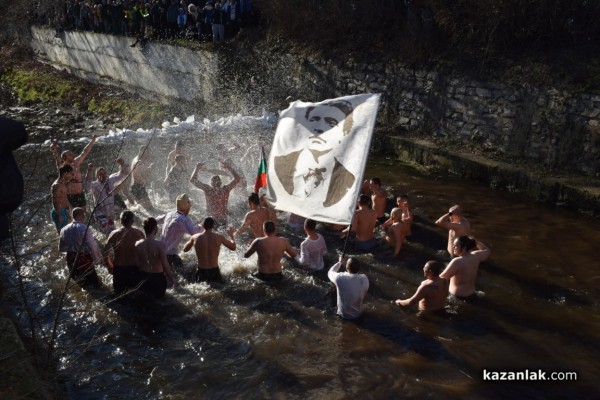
left=267, top=94, right=380, bottom=225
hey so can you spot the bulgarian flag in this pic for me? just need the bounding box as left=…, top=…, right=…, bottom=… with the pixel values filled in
left=253, top=146, right=268, bottom=193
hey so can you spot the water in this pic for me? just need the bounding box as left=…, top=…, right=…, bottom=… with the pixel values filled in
left=3, top=112, right=600, bottom=399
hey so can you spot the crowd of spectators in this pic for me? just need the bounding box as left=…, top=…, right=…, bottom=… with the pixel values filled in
left=58, top=0, right=256, bottom=43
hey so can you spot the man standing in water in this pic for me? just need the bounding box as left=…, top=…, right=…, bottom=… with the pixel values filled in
left=189, top=160, right=241, bottom=226
left=328, top=256, right=369, bottom=319
left=51, top=164, right=74, bottom=233
left=435, top=204, right=471, bottom=256
left=157, top=193, right=204, bottom=271
left=183, top=217, right=237, bottom=283
left=104, top=210, right=145, bottom=295
left=384, top=207, right=406, bottom=257
left=59, top=207, right=102, bottom=287
left=135, top=217, right=179, bottom=299
left=341, top=194, right=378, bottom=252
left=234, top=193, right=271, bottom=242
left=131, top=145, right=157, bottom=212
left=369, top=177, right=388, bottom=225
left=51, top=135, right=97, bottom=207
left=395, top=260, right=449, bottom=312
left=243, top=220, right=298, bottom=281
left=439, top=236, right=491, bottom=302
left=165, top=140, right=188, bottom=179
left=296, top=218, right=328, bottom=271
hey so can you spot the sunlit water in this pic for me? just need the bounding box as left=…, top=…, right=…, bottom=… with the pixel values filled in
left=3, top=112, right=599, bottom=399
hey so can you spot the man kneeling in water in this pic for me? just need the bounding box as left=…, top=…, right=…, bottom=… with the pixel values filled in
left=395, top=260, right=449, bottom=313
left=244, top=220, right=298, bottom=281
left=183, top=217, right=236, bottom=283
left=135, top=218, right=178, bottom=298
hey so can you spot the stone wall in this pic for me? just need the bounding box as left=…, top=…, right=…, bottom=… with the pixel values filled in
left=30, top=26, right=599, bottom=176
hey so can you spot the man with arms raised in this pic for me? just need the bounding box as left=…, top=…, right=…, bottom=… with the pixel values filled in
left=244, top=220, right=298, bottom=281
left=190, top=159, right=241, bottom=227
left=51, top=164, right=74, bottom=233
left=51, top=135, right=97, bottom=207
left=104, top=210, right=145, bottom=295
left=157, top=193, right=204, bottom=271
left=435, top=204, right=471, bottom=256
left=328, top=256, right=369, bottom=319
left=341, top=194, right=378, bottom=252
left=135, top=217, right=178, bottom=299
left=395, top=260, right=449, bottom=313
left=235, top=193, right=271, bottom=242
left=439, top=236, right=491, bottom=302
left=183, top=217, right=236, bottom=283
left=86, top=159, right=129, bottom=233
left=131, top=145, right=157, bottom=212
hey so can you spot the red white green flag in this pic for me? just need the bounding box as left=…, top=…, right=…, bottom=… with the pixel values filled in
left=253, top=146, right=268, bottom=193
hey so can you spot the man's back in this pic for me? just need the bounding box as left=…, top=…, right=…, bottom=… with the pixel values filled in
left=135, top=238, right=166, bottom=273
left=254, top=235, right=290, bottom=274
left=355, top=208, right=377, bottom=241
left=328, top=267, right=369, bottom=319
left=107, top=227, right=144, bottom=266
left=193, top=231, right=224, bottom=268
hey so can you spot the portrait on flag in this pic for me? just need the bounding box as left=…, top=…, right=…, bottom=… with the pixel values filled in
left=267, top=93, right=381, bottom=225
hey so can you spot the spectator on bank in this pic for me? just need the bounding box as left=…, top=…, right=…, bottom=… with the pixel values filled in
left=167, top=0, right=180, bottom=37
left=202, top=1, right=214, bottom=40
left=211, top=2, right=225, bottom=42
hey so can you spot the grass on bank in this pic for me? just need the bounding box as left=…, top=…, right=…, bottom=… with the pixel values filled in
left=1, top=65, right=168, bottom=127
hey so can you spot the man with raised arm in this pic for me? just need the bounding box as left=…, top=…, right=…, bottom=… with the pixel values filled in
left=59, top=207, right=102, bottom=287
left=369, top=177, right=388, bottom=225
left=104, top=210, right=145, bottom=295
left=183, top=217, right=236, bottom=283
left=135, top=217, right=179, bottom=299
left=110, top=157, right=135, bottom=211
left=235, top=193, right=271, bottom=241
left=51, top=134, right=97, bottom=207
left=131, top=145, right=156, bottom=212
left=190, top=159, right=241, bottom=226
left=395, top=260, right=449, bottom=312
left=296, top=219, right=328, bottom=271
left=439, top=236, right=491, bottom=302
left=51, top=164, right=74, bottom=233
left=157, top=193, right=204, bottom=271
left=341, top=194, right=378, bottom=252
left=243, top=220, right=298, bottom=281
left=328, top=256, right=369, bottom=319
left=86, top=159, right=129, bottom=233
left=436, top=204, right=471, bottom=256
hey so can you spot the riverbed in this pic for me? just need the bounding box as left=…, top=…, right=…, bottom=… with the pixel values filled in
left=2, top=112, right=599, bottom=399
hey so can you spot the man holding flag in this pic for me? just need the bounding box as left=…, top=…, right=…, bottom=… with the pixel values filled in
left=266, top=93, right=381, bottom=226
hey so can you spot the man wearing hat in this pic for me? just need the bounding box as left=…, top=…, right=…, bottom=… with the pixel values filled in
left=156, top=193, right=204, bottom=271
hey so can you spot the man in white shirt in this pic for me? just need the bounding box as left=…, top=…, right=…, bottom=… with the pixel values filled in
left=156, top=193, right=204, bottom=271
left=295, top=219, right=327, bottom=271
left=59, top=207, right=102, bottom=287
left=87, top=159, right=128, bottom=233
left=328, top=256, right=369, bottom=319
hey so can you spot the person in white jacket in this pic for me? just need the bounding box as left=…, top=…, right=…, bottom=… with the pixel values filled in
left=328, top=256, right=369, bottom=319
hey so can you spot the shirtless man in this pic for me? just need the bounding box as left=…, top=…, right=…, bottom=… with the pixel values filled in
left=135, top=217, right=178, bottom=299
left=104, top=210, right=145, bottom=295
left=183, top=217, right=236, bottom=283
left=341, top=194, right=378, bottom=252
left=439, top=236, right=491, bottom=302
left=164, top=154, right=188, bottom=202
left=51, top=135, right=97, bottom=207
left=259, top=193, right=277, bottom=221
left=384, top=207, right=406, bottom=257
left=51, top=164, right=74, bottom=232
left=369, top=177, right=388, bottom=224
left=111, top=158, right=135, bottom=210
left=131, top=145, right=156, bottom=212
left=395, top=260, right=449, bottom=312
left=435, top=205, right=471, bottom=256
left=243, top=220, right=298, bottom=281
left=190, top=160, right=241, bottom=226
left=382, top=194, right=412, bottom=236
left=165, top=140, right=188, bottom=179
left=235, top=193, right=271, bottom=241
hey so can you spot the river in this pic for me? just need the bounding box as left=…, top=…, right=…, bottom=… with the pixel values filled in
left=3, top=112, right=599, bottom=399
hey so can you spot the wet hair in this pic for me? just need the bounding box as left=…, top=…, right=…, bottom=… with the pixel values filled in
left=398, top=194, right=409, bottom=201
left=96, top=167, right=106, bottom=176
left=60, top=150, right=72, bottom=161
left=72, top=207, right=85, bottom=219
left=456, top=235, right=476, bottom=251
left=58, top=164, right=73, bottom=177
left=370, top=177, right=381, bottom=186
left=390, top=207, right=402, bottom=220
left=346, top=257, right=360, bottom=273
left=203, top=217, right=215, bottom=230
left=424, top=260, right=444, bottom=276
left=263, top=220, right=275, bottom=234
left=304, top=100, right=354, bottom=135
left=143, top=217, right=158, bottom=235
left=120, top=210, right=135, bottom=226
left=358, top=194, right=370, bottom=205
left=211, top=175, right=221, bottom=187
left=304, top=219, right=316, bottom=231
left=248, top=193, right=260, bottom=205
left=175, top=154, right=185, bottom=163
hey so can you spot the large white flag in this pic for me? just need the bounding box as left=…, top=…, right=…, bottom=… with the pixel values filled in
left=266, top=93, right=381, bottom=225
